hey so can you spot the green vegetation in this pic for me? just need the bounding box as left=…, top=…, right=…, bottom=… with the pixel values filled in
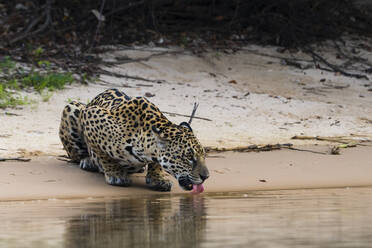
left=0, top=56, right=74, bottom=109
left=0, top=84, right=29, bottom=108
left=21, top=71, right=74, bottom=93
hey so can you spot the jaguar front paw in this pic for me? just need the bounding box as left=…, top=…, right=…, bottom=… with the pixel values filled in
left=105, top=174, right=132, bottom=187
left=79, top=158, right=99, bottom=172
left=146, top=176, right=173, bottom=192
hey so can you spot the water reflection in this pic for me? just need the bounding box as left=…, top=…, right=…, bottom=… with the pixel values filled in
left=2, top=188, right=372, bottom=248
left=63, top=196, right=206, bottom=248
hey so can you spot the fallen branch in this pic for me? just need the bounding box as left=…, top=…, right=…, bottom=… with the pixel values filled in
left=291, top=135, right=372, bottom=154
left=305, top=48, right=369, bottom=80
left=286, top=147, right=327, bottom=155
left=0, top=157, right=31, bottom=162
left=205, top=143, right=293, bottom=153
left=333, top=40, right=372, bottom=68
left=162, top=111, right=212, bottom=122
left=241, top=48, right=313, bottom=63
left=103, top=50, right=185, bottom=66
left=291, top=135, right=369, bottom=144
left=98, top=68, right=167, bottom=83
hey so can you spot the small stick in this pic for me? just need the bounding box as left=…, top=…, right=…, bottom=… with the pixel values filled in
left=103, top=50, right=185, bottom=66
left=4, top=112, right=21, bottom=116
left=205, top=143, right=293, bottom=153
left=98, top=68, right=167, bottom=83
left=0, top=157, right=31, bottom=162
left=291, top=135, right=366, bottom=144
left=188, top=102, right=199, bottom=125
left=285, top=147, right=328, bottom=155
left=162, top=111, right=212, bottom=122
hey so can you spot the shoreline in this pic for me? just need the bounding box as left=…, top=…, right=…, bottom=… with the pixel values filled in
left=1, top=145, right=371, bottom=202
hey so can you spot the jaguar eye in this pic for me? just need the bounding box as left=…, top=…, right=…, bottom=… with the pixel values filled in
left=188, top=158, right=196, bottom=168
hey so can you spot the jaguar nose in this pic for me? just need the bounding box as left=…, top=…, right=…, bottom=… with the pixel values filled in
left=200, top=172, right=209, bottom=182
left=196, top=157, right=209, bottom=182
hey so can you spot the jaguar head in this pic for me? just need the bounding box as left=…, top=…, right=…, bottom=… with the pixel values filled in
left=152, top=122, right=209, bottom=191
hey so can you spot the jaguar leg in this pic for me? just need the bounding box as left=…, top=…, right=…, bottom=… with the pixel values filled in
left=79, top=146, right=103, bottom=172
left=104, top=169, right=132, bottom=187
left=98, top=155, right=132, bottom=187
left=79, top=157, right=100, bottom=172
left=146, top=162, right=173, bottom=192
left=59, top=101, right=88, bottom=163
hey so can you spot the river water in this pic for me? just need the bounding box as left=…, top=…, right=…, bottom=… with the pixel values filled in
left=1, top=187, right=372, bottom=248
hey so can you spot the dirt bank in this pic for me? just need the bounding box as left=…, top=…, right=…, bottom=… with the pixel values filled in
left=1, top=145, right=371, bottom=201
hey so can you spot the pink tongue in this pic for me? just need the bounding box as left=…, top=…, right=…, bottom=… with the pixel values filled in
left=191, top=184, right=204, bottom=194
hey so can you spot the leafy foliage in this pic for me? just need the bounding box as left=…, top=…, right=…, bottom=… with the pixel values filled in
left=2, top=0, right=372, bottom=49
left=0, top=56, right=74, bottom=108
left=21, top=71, right=74, bottom=93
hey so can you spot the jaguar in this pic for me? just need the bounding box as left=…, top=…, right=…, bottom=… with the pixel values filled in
left=59, top=88, right=209, bottom=193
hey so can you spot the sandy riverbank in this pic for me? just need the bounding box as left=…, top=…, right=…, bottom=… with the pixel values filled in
left=1, top=43, right=372, bottom=202
left=1, top=145, right=371, bottom=201
left=1, top=43, right=372, bottom=157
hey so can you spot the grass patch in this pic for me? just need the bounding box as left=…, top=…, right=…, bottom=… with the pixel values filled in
left=0, top=84, right=29, bottom=108
left=0, top=56, right=74, bottom=108
left=22, top=71, right=74, bottom=93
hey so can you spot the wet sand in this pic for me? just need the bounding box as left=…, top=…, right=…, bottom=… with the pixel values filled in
left=1, top=145, right=371, bottom=201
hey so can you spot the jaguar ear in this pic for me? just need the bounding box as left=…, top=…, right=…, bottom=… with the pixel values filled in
left=179, top=121, right=192, bottom=131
